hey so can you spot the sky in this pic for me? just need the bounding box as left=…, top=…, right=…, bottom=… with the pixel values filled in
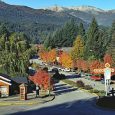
left=2, top=0, right=115, bottom=10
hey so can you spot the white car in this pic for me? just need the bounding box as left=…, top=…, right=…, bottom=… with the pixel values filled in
left=63, top=68, right=71, bottom=72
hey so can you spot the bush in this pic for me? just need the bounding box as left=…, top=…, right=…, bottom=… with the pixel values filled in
left=84, top=85, right=93, bottom=90
left=76, top=80, right=84, bottom=87
left=89, top=89, right=99, bottom=93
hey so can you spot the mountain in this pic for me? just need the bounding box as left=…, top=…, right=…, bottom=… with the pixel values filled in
left=0, top=1, right=87, bottom=43
left=0, top=1, right=115, bottom=43
left=47, top=5, right=115, bottom=26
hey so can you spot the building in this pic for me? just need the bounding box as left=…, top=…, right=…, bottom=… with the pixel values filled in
left=0, top=73, right=28, bottom=97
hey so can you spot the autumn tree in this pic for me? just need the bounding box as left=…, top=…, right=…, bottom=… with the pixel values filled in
left=89, top=60, right=101, bottom=73
left=47, top=49, right=56, bottom=64
left=39, top=50, right=49, bottom=62
left=29, top=69, right=52, bottom=90
left=80, top=60, right=89, bottom=72
left=71, top=35, right=84, bottom=61
left=104, top=54, right=112, bottom=65
left=59, top=52, right=73, bottom=68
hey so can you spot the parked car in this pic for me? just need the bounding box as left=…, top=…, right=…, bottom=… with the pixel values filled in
left=80, top=73, right=85, bottom=77
left=85, top=73, right=92, bottom=79
left=63, top=68, right=71, bottom=72
left=91, top=75, right=102, bottom=81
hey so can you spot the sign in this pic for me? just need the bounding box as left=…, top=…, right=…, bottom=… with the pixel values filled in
left=93, top=63, right=114, bottom=96
left=19, top=83, right=27, bottom=100
left=93, top=63, right=114, bottom=80
left=0, top=86, right=8, bottom=97
left=104, top=68, right=111, bottom=80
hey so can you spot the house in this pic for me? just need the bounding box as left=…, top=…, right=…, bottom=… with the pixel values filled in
left=0, top=73, right=28, bottom=97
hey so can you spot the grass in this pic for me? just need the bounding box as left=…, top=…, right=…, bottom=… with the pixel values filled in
left=62, top=79, right=105, bottom=97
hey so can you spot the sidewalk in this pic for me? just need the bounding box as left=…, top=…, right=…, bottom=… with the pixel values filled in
left=0, top=92, right=55, bottom=106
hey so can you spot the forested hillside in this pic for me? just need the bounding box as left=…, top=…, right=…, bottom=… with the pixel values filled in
left=0, top=1, right=86, bottom=43
left=44, top=18, right=115, bottom=61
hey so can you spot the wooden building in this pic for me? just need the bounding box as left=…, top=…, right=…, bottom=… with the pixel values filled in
left=0, top=73, right=28, bottom=97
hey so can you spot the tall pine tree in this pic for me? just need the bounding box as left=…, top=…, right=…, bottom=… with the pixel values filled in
left=84, top=18, right=100, bottom=60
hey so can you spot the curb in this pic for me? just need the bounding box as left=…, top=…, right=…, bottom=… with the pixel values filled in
left=62, top=80, right=99, bottom=97
left=0, top=95, right=55, bottom=106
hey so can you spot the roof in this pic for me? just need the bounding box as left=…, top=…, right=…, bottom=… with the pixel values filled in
left=11, top=77, right=28, bottom=84
left=0, top=73, right=11, bottom=81
left=0, top=73, right=12, bottom=85
left=0, top=73, right=28, bottom=84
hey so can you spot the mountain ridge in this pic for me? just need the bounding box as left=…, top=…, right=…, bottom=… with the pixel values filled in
left=0, top=1, right=115, bottom=43
left=44, top=5, right=115, bottom=12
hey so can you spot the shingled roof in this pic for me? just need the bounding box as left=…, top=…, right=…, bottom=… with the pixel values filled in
left=11, top=77, right=28, bottom=84
left=0, top=73, right=28, bottom=84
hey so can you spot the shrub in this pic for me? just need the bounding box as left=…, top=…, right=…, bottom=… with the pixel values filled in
left=84, top=85, right=93, bottom=90
left=89, top=89, right=94, bottom=93
left=89, top=89, right=99, bottom=93
left=76, top=80, right=84, bottom=87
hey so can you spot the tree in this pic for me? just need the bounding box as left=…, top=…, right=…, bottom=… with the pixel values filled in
left=59, top=52, right=73, bottom=68
left=84, top=18, right=100, bottom=60
left=78, top=23, right=85, bottom=37
left=39, top=50, right=49, bottom=62
left=104, top=54, right=112, bottom=65
left=29, top=69, right=51, bottom=90
left=107, top=21, right=115, bottom=62
left=44, top=19, right=78, bottom=48
left=71, top=35, right=84, bottom=61
left=47, top=49, right=56, bottom=64
left=89, top=60, right=101, bottom=73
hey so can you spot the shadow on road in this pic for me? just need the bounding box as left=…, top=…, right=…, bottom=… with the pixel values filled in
left=10, top=97, right=115, bottom=115
left=53, top=83, right=78, bottom=96
left=66, top=74, right=80, bottom=79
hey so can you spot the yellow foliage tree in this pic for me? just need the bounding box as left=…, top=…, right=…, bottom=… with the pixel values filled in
left=59, top=52, right=73, bottom=68
left=48, top=49, right=57, bottom=63
left=71, top=35, right=84, bottom=61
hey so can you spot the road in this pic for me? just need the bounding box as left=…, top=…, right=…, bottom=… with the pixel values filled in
left=0, top=81, right=114, bottom=115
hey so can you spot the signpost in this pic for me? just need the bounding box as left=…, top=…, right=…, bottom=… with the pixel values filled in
left=19, top=83, right=27, bottom=100
left=94, top=63, right=114, bottom=96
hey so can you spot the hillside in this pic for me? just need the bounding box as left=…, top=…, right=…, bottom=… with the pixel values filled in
left=0, top=1, right=86, bottom=43
left=47, top=5, right=115, bottom=26
left=0, top=1, right=115, bottom=43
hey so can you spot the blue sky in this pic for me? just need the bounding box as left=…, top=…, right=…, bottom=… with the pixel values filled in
left=2, top=0, right=115, bottom=10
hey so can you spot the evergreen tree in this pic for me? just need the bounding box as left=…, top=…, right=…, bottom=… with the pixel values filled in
left=44, top=19, right=78, bottom=48
left=84, top=18, right=100, bottom=60
left=107, top=21, right=115, bottom=62
left=78, top=23, right=85, bottom=37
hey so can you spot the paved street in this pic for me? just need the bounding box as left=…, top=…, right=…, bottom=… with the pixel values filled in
left=0, top=81, right=114, bottom=115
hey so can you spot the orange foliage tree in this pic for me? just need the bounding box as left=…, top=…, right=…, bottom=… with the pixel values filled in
left=39, top=50, right=49, bottom=62
left=29, top=69, right=52, bottom=90
left=80, top=60, right=89, bottom=71
left=59, top=52, right=73, bottom=68
left=47, top=49, right=56, bottom=63
left=104, top=53, right=112, bottom=65
left=73, top=59, right=89, bottom=72
left=89, top=60, right=101, bottom=73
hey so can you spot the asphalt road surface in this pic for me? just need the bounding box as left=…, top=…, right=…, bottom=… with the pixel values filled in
left=1, top=81, right=113, bottom=115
